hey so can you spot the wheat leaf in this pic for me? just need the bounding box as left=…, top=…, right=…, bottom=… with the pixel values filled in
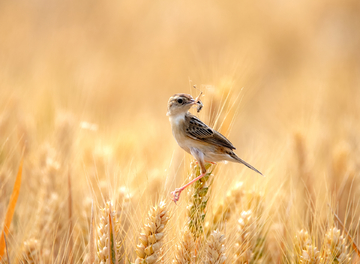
left=89, top=201, right=95, bottom=264
left=0, top=158, right=23, bottom=258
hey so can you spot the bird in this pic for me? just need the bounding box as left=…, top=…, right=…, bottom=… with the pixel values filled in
left=167, top=93, right=262, bottom=203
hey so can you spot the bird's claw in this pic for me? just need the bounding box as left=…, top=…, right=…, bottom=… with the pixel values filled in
left=170, top=188, right=182, bottom=204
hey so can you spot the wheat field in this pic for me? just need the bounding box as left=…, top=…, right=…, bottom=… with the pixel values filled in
left=1, top=0, right=360, bottom=263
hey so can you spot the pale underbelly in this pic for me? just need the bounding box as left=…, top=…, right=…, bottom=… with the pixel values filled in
left=175, top=136, right=231, bottom=162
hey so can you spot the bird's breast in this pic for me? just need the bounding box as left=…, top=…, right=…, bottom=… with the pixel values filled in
left=171, top=126, right=191, bottom=153
left=169, top=114, right=191, bottom=153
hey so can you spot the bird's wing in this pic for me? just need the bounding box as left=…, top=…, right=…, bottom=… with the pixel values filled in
left=185, top=114, right=236, bottom=150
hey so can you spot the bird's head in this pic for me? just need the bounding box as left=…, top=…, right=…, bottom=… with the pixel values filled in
left=167, top=93, right=196, bottom=116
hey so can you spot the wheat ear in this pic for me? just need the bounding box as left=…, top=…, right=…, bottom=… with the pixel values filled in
left=204, top=230, right=226, bottom=264
left=173, top=227, right=195, bottom=264
left=96, top=201, right=119, bottom=264
left=135, top=201, right=169, bottom=264
left=323, top=227, right=351, bottom=263
left=187, top=161, right=212, bottom=239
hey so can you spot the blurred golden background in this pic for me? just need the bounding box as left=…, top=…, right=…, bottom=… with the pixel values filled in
left=1, top=0, right=360, bottom=263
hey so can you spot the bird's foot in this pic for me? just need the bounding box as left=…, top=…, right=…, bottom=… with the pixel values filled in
left=170, top=188, right=183, bottom=204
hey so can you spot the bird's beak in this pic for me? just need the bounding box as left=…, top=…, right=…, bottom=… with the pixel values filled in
left=188, top=99, right=196, bottom=105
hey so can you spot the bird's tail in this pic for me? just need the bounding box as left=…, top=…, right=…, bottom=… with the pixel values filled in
left=230, top=152, right=263, bottom=176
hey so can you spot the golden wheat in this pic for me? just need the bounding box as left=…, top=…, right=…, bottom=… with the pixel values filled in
left=208, top=182, right=243, bottom=234
left=96, top=201, right=120, bottom=264
left=19, top=238, right=41, bottom=264
left=300, top=245, right=321, bottom=264
left=173, top=227, right=195, bottom=264
left=135, top=201, right=169, bottom=264
left=204, top=230, right=226, bottom=264
left=323, top=227, right=351, bottom=264
left=187, top=161, right=212, bottom=239
left=1, top=1, right=360, bottom=262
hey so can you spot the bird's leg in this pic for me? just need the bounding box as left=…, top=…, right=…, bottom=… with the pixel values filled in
left=196, top=160, right=216, bottom=165
left=170, top=171, right=206, bottom=203
left=207, top=161, right=216, bottom=165
left=171, top=148, right=206, bottom=203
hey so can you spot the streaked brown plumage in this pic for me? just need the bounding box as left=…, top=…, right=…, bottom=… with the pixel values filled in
left=167, top=93, right=262, bottom=203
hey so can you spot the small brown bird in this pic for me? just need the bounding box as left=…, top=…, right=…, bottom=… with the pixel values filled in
left=167, top=93, right=262, bottom=203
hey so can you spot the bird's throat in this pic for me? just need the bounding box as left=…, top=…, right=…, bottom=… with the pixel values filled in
left=169, top=112, right=186, bottom=127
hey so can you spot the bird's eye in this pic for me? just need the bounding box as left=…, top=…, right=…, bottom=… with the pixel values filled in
left=177, top=98, right=183, bottom=104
